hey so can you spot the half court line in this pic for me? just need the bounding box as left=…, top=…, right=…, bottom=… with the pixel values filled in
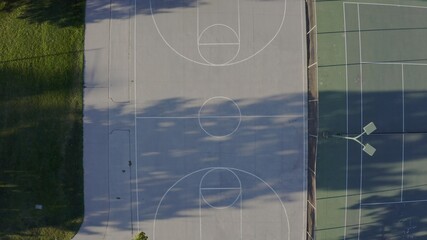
left=135, top=115, right=303, bottom=119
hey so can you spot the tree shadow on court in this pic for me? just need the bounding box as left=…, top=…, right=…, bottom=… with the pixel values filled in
left=135, top=95, right=305, bottom=212
left=316, top=89, right=427, bottom=239
left=80, top=93, right=306, bottom=237
left=346, top=189, right=427, bottom=239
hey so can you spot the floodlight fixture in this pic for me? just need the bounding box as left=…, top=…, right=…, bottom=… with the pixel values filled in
left=363, top=122, right=377, bottom=136
left=362, top=143, right=376, bottom=156
left=333, top=122, right=377, bottom=156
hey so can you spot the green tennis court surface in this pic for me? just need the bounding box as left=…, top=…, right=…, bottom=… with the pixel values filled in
left=316, top=1, right=427, bottom=239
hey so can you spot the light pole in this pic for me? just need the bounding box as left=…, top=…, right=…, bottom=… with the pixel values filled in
left=333, top=122, right=377, bottom=156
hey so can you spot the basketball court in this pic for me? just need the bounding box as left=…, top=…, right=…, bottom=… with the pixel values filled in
left=131, top=0, right=307, bottom=239
left=78, top=0, right=307, bottom=239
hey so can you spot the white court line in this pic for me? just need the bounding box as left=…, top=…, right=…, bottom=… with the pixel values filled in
left=200, top=187, right=241, bottom=190
left=357, top=4, right=363, bottom=240
left=135, top=115, right=303, bottom=119
left=149, top=0, right=287, bottom=66
left=401, top=64, right=405, bottom=202
left=362, top=61, right=427, bottom=66
left=361, top=199, right=427, bottom=206
left=133, top=0, right=140, bottom=233
left=307, top=25, right=316, bottom=35
left=344, top=1, right=427, bottom=9
left=343, top=3, right=349, bottom=239
left=308, top=200, right=316, bottom=210
left=314, top=0, right=319, bottom=226
left=198, top=43, right=240, bottom=46
left=308, top=62, right=318, bottom=69
left=105, top=1, right=113, bottom=237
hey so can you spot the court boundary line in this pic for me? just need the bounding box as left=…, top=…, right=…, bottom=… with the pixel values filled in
left=133, top=0, right=139, bottom=233
left=356, top=3, right=363, bottom=240
left=343, top=3, right=349, bottom=239
left=401, top=64, right=405, bottom=202
left=362, top=61, right=427, bottom=66
left=362, top=62, right=427, bottom=66
left=361, top=199, right=427, bottom=206
left=343, top=1, right=427, bottom=10
left=314, top=0, right=319, bottom=228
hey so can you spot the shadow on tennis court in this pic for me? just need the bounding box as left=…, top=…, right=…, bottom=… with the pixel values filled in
left=317, top=89, right=427, bottom=239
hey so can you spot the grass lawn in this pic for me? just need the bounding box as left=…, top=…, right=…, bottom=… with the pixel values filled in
left=0, top=0, right=85, bottom=239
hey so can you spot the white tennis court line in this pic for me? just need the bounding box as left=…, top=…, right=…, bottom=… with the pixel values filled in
left=344, top=1, right=427, bottom=10
left=362, top=61, right=427, bottom=66
left=314, top=0, right=319, bottom=227
left=343, top=3, right=349, bottom=239
left=401, top=64, right=405, bottom=202
left=361, top=199, right=427, bottom=206
left=357, top=4, right=363, bottom=240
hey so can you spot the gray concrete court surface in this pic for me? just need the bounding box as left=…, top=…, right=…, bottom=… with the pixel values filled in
left=75, top=0, right=307, bottom=239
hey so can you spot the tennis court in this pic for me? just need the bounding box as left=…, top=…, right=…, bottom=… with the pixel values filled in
left=316, top=1, right=427, bottom=239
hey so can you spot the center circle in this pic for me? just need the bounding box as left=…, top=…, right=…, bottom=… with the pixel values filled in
left=198, top=96, right=241, bottom=138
